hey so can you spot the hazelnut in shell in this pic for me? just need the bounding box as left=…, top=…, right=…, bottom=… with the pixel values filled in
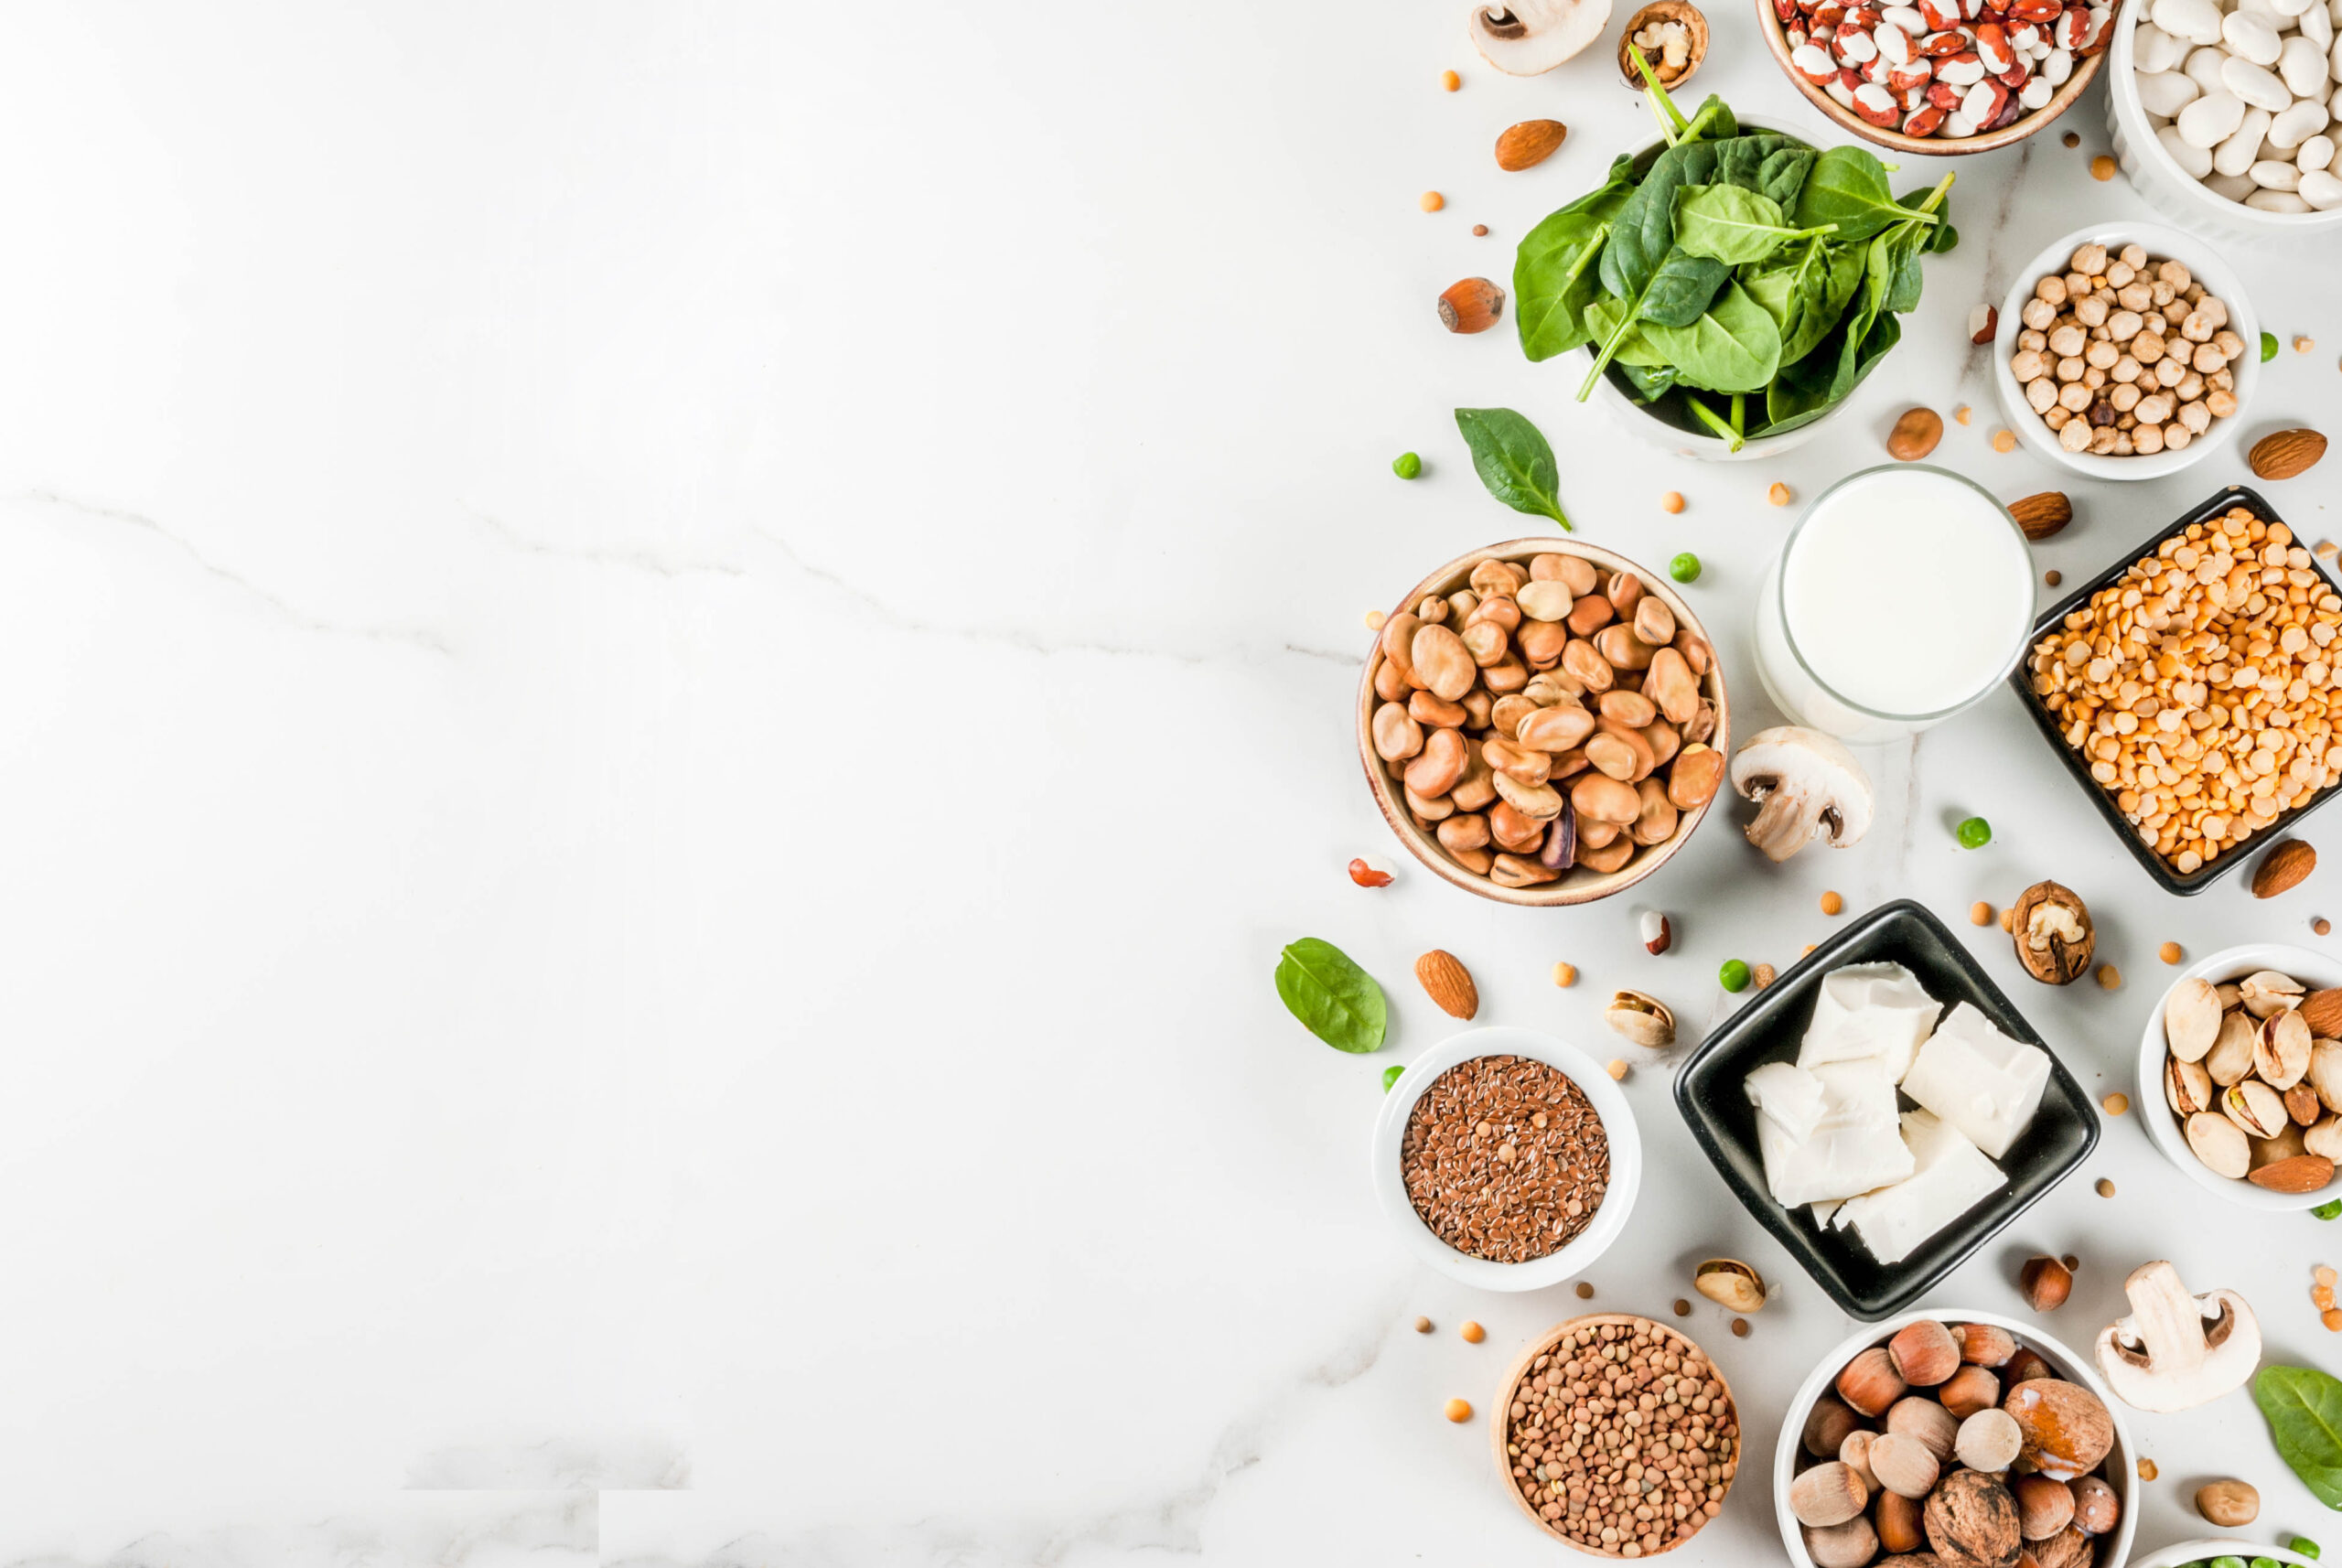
left=1889, top=1319, right=1962, bottom=1386
left=2019, top=1256, right=2073, bottom=1313
left=2068, top=1475, right=2120, bottom=1535
left=1869, top=1431, right=1942, bottom=1499
left=1956, top=1408, right=2025, bottom=1474
left=1877, top=1490, right=1928, bottom=1555
left=2012, top=881, right=2094, bottom=984
left=1790, top=1460, right=1871, bottom=1529
left=1886, top=1395, right=1960, bottom=1462
left=2012, top=1474, right=2076, bottom=1541
left=1940, top=1365, right=2004, bottom=1420
left=1804, top=1395, right=1862, bottom=1458
left=2002, top=1348, right=2054, bottom=1389
left=1925, top=1468, right=2024, bottom=1568
left=1806, top=1516, right=1883, bottom=1568
left=1957, top=1323, right=2018, bottom=1368
left=1838, top=1346, right=1908, bottom=1417
left=2034, top=1524, right=2095, bottom=1568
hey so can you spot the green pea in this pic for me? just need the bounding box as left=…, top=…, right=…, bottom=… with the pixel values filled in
left=2294, top=1541, right=2324, bottom=1561
left=2317, top=1198, right=2342, bottom=1220
left=1720, top=959, right=1751, bottom=993
left=2263, top=331, right=2281, bottom=363
left=1957, top=816, right=1992, bottom=849
left=1382, top=1064, right=1404, bottom=1091
left=2213, top=1555, right=2250, bottom=1568
left=1392, top=451, right=1422, bottom=479
left=2253, top=1557, right=2283, bottom=1568
left=1670, top=552, right=1702, bottom=584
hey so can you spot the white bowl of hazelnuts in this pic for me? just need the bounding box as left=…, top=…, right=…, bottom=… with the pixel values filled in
left=1990, top=221, right=2260, bottom=483
left=1773, top=1310, right=2139, bottom=1568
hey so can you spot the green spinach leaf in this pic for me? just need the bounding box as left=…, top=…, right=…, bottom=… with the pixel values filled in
left=1793, top=145, right=1939, bottom=243
left=1638, top=248, right=1732, bottom=328
left=1778, top=242, right=1867, bottom=365
left=1454, top=407, right=1571, bottom=531
left=1514, top=157, right=1638, bottom=360
left=1642, top=282, right=1781, bottom=393
left=1584, top=297, right=1669, bottom=368
left=1671, top=184, right=1836, bottom=267
left=2256, top=1366, right=2342, bottom=1509
left=1617, top=362, right=1679, bottom=402
left=1759, top=145, right=1818, bottom=209
left=1274, top=938, right=1386, bottom=1054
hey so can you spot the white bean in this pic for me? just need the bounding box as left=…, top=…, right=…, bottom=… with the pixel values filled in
left=1939, top=56, right=1986, bottom=84
left=2271, top=95, right=2332, bottom=146
left=2302, top=132, right=2337, bottom=169
left=2251, top=156, right=2305, bottom=188
left=2280, top=35, right=2334, bottom=97
left=2207, top=168, right=2261, bottom=199
left=2186, top=46, right=2236, bottom=94
left=2273, top=0, right=2317, bottom=16
left=2305, top=3, right=2336, bottom=48
left=2246, top=186, right=2315, bottom=209
left=2140, top=69, right=2204, bottom=116
left=2240, top=0, right=2294, bottom=23
left=1945, top=110, right=1979, bottom=136
left=2178, top=88, right=2250, bottom=145
left=2161, top=122, right=2220, bottom=175
left=2044, top=46, right=2075, bottom=85
left=1882, top=4, right=1927, bottom=29
left=2155, top=0, right=2226, bottom=42
left=2136, top=19, right=2187, bottom=70
left=2215, top=105, right=2275, bottom=172
left=2331, top=34, right=2342, bottom=80
left=2304, top=166, right=2342, bottom=205
left=2222, top=56, right=2296, bottom=112
left=2021, top=74, right=2054, bottom=108
left=2225, top=11, right=2283, bottom=64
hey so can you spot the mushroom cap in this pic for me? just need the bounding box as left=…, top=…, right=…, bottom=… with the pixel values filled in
left=1728, top=725, right=1876, bottom=857
left=1467, top=0, right=1614, bottom=74
left=2093, top=1259, right=2261, bottom=1413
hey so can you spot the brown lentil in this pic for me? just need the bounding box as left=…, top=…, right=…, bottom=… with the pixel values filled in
left=1472, top=223, right=1489, bottom=236
left=2063, top=1253, right=2080, bottom=1272
left=2098, top=963, right=2122, bottom=990
left=1577, top=1281, right=1596, bottom=1300
left=2140, top=1458, right=2159, bottom=1480
left=1993, top=428, right=2017, bottom=453
left=2097, top=1177, right=2117, bottom=1197
left=1415, top=1316, right=1434, bottom=1333
left=2026, top=506, right=2342, bottom=876
left=2047, top=570, right=2062, bottom=587
left=1730, top=1318, right=1749, bottom=1338
left=1660, top=491, right=1685, bottom=514
left=2090, top=155, right=2116, bottom=180
left=2316, top=918, right=2332, bottom=935
left=1442, top=69, right=1461, bottom=90
left=1554, top=962, right=1579, bottom=988
left=1421, top=190, right=1445, bottom=212
left=1767, top=482, right=1792, bottom=507
left=1500, top=1317, right=1739, bottom=1556
left=1673, top=1299, right=1692, bottom=1316
left=2063, top=130, right=2081, bottom=148
left=1402, top=1055, right=1612, bottom=1264
left=1607, top=1058, right=1630, bottom=1081
left=1753, top=963, right=1777, bottom=991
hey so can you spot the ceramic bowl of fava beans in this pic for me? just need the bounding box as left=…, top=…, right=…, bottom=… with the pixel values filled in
left=1358, top=538, right=1730, bottom=907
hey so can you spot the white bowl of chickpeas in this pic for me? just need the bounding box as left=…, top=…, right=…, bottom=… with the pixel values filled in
left=1991, top=222, right=2259, bottom=481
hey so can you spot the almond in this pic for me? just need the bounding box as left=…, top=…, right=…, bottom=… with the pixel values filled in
left=1416, top=949, right=1479, bottom=1019
left=2010, top=491, right=2073, bottom=541
left=1495, top=119, right=1568, bottom=172
left=2253, top=839, right=2316, bottom=898
left=1437, top=276, right=1507, bottom=335
left=2250, top=428, right=2328, bottom=481
left=2303, top=988, right=2342, bottom=1038
left=2247, top=1153, right=2337, bottom=1193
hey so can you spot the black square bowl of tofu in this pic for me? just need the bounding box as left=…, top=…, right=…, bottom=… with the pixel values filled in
left=1671, top=898, right=2100, bottom=1321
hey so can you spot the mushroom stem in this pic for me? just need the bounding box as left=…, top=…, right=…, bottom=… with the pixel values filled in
left=1746, top=785, right=1826, bottom=863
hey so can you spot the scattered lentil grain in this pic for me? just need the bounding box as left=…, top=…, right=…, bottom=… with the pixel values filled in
left=2090, top=155, right=2116, bottom=180
left=1993, top=428, right=2017, bottom=453
left=1575, top=1281, right=1595, bottom=1299
left=1442, top=69, right=1461, bottom=90
left=2139, top=1458, right=2159, bottom=1481
left=1955, top=404, right=1973, bottom=425
left=2300, top=337, right=2318, bottom=354
left=2097, top=1177, right=2117, bottom=1197
left=1446, top=1397, right=1474, bottom=1422
left=1415, top=1316, right=1434, bottom=1333
left=2103, top=1092, right=2130, bottom=1115
left=2326, top=1308, right=2342, bottom=1333
left=2063, top=1253, right=2080, bottom=1272
left=1674, top=1299, right=1692, bottom=1316
left=2160, top=940, right=2184, bottom=964
left=1754, top=962, right=1777, bottom=990
left=1606, top=1058, right=1629, bottom=1080
left=2318, top=918, right=2334, bottom=936
left=1472, top=222, right=1488, bottom=236
left=1767, top=481, right=1792, bottom=506
left=1661, top=490, right=1685, bottom=513
left=1971, top=900, right=1994, bottom=926
left=1421, top=190, right=1445, bottom=212
left=2318, top=1265, right=2337, bottom=1286
left=1462, top=1319, right=1487, bottom=1343
left=2046, top=570, right=2062, bottom=587
left=1402, top=1055, right=1612, bottom=1264
left=1821, top=890, right=1844, bottom=916
left=1553, top=961, right=1578, bottom=988
left=1364, top=608, right=1387, bottom=631
left=2098, top=963, right=2122, bottom=990
left=2063, top=131, right=2081, bottom=148
left=1732, top=1317, right=1750, bottom=1337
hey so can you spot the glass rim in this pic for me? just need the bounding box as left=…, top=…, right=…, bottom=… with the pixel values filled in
left=1770, top=463, right=2035, bottom=725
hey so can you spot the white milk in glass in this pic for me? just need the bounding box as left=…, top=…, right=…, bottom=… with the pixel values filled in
left=1753, top=467, right=2035, bottom=744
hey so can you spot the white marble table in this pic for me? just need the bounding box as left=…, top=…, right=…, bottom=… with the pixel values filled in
left=3, top=5, right=2338, bottom=1565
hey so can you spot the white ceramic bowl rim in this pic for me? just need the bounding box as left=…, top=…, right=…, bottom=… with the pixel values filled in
left=2130, top=1541, right=2322, bottom=1568
left=1991, top=219, right=2259, bottom=482
left=2111, top=10, right=2342, bottom=231
left=2137, top=941, right=2342, bottom=1211
left=1771, top=1308, right=2139, bottom=1568
left=1370, top=1026, right=1644, bottom=1292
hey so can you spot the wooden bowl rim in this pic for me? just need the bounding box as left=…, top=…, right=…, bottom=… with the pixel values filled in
left=1752, top=0, right=2106, bottom=156
left=1490, top=1313, right=1743, bottom=1554
left=1356, top=537, right=1732, bottom=908
left=1618, top=0, right=1710, bottom=90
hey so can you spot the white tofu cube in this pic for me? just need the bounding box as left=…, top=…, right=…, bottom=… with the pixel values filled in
left=1754, top=1058, right=1914, bottom=1208
left=1746, top=1060, right=1829, bottom=1142
left=1898, top=1002, right=2051, bottom=1159
left=1835, top=1110, right=2008, bottom=1264
left=1796, top=961, right=1944, bottom=1084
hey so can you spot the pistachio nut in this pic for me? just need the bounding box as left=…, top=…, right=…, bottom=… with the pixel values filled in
left=1694, top=1259, right=1766, bottom=1314
left=2165, top=1055, right=2214, bottom=1119
left=2251, top=1121, right=2308, bottom=1169
left=2307, top=1114, right=2342, bottom=1162
left=1605, top=990, right=1674, bottom=1049
left=2012, top=881, right=2093, bottom=985
left=2206, top=1011, right=2260, bottom=1087
left=2240, top=970, right=2306, bottom=1018
left=2222, top=1079, right=2289, bottom=1141
left=2164, top=977, right=2222, bottom=1063
left=2312, top=1039, right=2342, bottom=1115
left=2256, top=1009, right=2314, bottom=1090
left=2186, top=1111, right=2252, bottom=1179
left=2218, top=983, right=2244, bottom=1011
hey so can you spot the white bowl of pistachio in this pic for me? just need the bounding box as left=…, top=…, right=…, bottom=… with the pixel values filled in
left=2137, top=942, right=2342, bottom=1211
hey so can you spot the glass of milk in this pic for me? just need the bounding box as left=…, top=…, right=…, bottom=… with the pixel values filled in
left=1752, top=466, right=2036, bottom=745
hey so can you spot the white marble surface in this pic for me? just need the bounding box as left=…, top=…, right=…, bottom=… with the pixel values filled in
left=5, top=5, right=2340, bottom=1565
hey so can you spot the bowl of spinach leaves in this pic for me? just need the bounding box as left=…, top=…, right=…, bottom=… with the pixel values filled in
left=1513, top=69, right=1956, bottom=459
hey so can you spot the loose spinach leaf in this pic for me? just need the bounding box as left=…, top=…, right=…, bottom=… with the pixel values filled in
left=1454, top=407, right=1571, bottom=531
left=1671, top=184, right=1836, bottom=267
left=2256, top=1366, right=2342, bottom=1509
left=1793, top=145, right=1939, bottom=243
left=1642, top=282, right=1782, bottom=394
left=1274, top=938, right=1386, bottom=1054
left=1638, top=248, right=1733, bottom=328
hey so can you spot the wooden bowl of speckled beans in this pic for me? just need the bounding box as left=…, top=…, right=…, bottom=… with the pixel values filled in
left=1493, top=1313, right=1742, bottom=1556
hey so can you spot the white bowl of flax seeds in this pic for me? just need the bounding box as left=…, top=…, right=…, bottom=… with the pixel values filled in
left=1371, top=1025, right=1643, bottom=1291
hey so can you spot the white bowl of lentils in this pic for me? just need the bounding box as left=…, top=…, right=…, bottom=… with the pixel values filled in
left=1370, top=1025, right=1642, bottom=1291
left=1991, top=220, right=2258, bottom=482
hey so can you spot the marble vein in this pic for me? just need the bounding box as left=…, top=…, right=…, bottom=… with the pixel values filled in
left=466, top=507, right=750, bottom=581
left=22, top=488, right=456, bottom=657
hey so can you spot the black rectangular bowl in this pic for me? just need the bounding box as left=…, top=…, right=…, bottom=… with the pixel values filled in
left=1671, top=899, right=2099, bottom=1321
left=2007, top=482, right=2342, bottom=897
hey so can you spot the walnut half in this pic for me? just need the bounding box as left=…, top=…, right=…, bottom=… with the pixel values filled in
left=2012, top=880, right=2095, bottom=986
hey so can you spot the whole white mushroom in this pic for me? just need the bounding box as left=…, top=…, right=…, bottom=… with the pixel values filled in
left=1727, top=727, right=1875, bottom=864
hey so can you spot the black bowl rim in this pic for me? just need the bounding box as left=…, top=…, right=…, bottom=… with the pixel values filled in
left=1670, top=897, right=2100, bottom=1321
left=2005, top=482, right=2342, bottom=897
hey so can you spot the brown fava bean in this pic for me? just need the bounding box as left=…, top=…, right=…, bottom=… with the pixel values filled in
left=1373, top=658, right=1407, bottom=703
left=1437, top=812, right=1490, bottom=854
left=1517, top=618, right=1568, bottom=669
left=1565, top=594, right=1616, bottom=637
left=1460, top=689, right=1494, bottom=729
left=1372, top=702, right=1424, bottom=761
left=1577, top=835, right=1635, bottom=873
left=1380, top=611, right=1421, bottom=681
left=1480, top=657, right=1528, bottom=693
left=1598, top=689, right=1658, bottom=728
left=1560, top=638, right=1614, bottom=693
left=1644, top=646, right=1699, bottom=725
left=1492, top=770, right=1563, bottom=821
left=1403, top=783, right=1453, bottom=821
left=1411, top=624, right=1475, bottom=701
left=1466, top=594, right=1520, bottom=634
left=1571, top=770, right=1641, bottom=825
left=1408, top=691, right=1466, bottom=728
left=1517, top=701, right=1596, bottom=754
left=1449, top=843, right=1493, bottom=875
left=1490, top=852, right=1559, bottom=887
left=1517, top=579, right=1573, bottom=622
left=1488, top=695, right=1539, bottom=736
left=1488, top=799, right=1545, bottom=852
left=1460, top=619, right=1509, bottom=667
left=1594, top=624, right=1658, bottom=671
left=1608, top=572, right=1646, bottom=618
left=1404, top=726, right=1467, bottom=797
left=1451, top=749, right=1498, bottom=811
left=1596, top=717, right=1658, bottom=781
left=1634, top=595, right=1676, bottom=647
left=1634, top=778, right=1680, bottom=844
left=1527, top=553, right=1571, bottom=582
left=1684, top=698, right=1718, bottom=744
left=1576, top=815, right=1623, bottom=849
left=1667, top=743, right=1724, bottom=808
left=1482, top=736, right=1552, bottom=785
left=1642, top=719, right=1681, bottom=768
left=1585, top=731, right=1640, bottom=782
left=1469, top=558, right=1525, bottom=597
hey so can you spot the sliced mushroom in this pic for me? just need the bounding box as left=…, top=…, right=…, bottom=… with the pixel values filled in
left=1728, top=726, right=1875, bottom=863
left=1467, top=0, right=1615, bottom=74
left=2093, top=1260, right=2261, bottom=1413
